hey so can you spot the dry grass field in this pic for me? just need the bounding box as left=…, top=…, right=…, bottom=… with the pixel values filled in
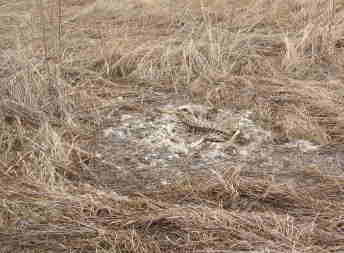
left=1, top=0, right=344, bottom=252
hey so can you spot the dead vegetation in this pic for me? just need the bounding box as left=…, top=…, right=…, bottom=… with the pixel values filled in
left=0, top=0, right=344, bottom=252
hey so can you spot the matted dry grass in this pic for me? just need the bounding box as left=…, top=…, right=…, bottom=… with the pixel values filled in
left=1, top=0, right=344, bottom=252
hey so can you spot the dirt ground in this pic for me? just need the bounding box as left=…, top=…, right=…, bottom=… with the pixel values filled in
left=1, top=0, right=344, bottom=252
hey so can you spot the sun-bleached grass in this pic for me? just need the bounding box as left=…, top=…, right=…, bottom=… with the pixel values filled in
left=1, top=0, right=344, bottom=252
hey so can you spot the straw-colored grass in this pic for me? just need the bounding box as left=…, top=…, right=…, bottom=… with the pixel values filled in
left=1, top=0, right=343, bottom=252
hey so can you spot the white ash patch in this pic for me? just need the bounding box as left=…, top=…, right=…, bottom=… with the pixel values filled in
left=148, top=104, right=273, bottom=160
left=88, top=102, right=344, bottom=192
left=235, top=110, right=272, bottom=157
left=102, top=103, right=315, bottom=164
left=284, top=139, right=319, bottom=153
